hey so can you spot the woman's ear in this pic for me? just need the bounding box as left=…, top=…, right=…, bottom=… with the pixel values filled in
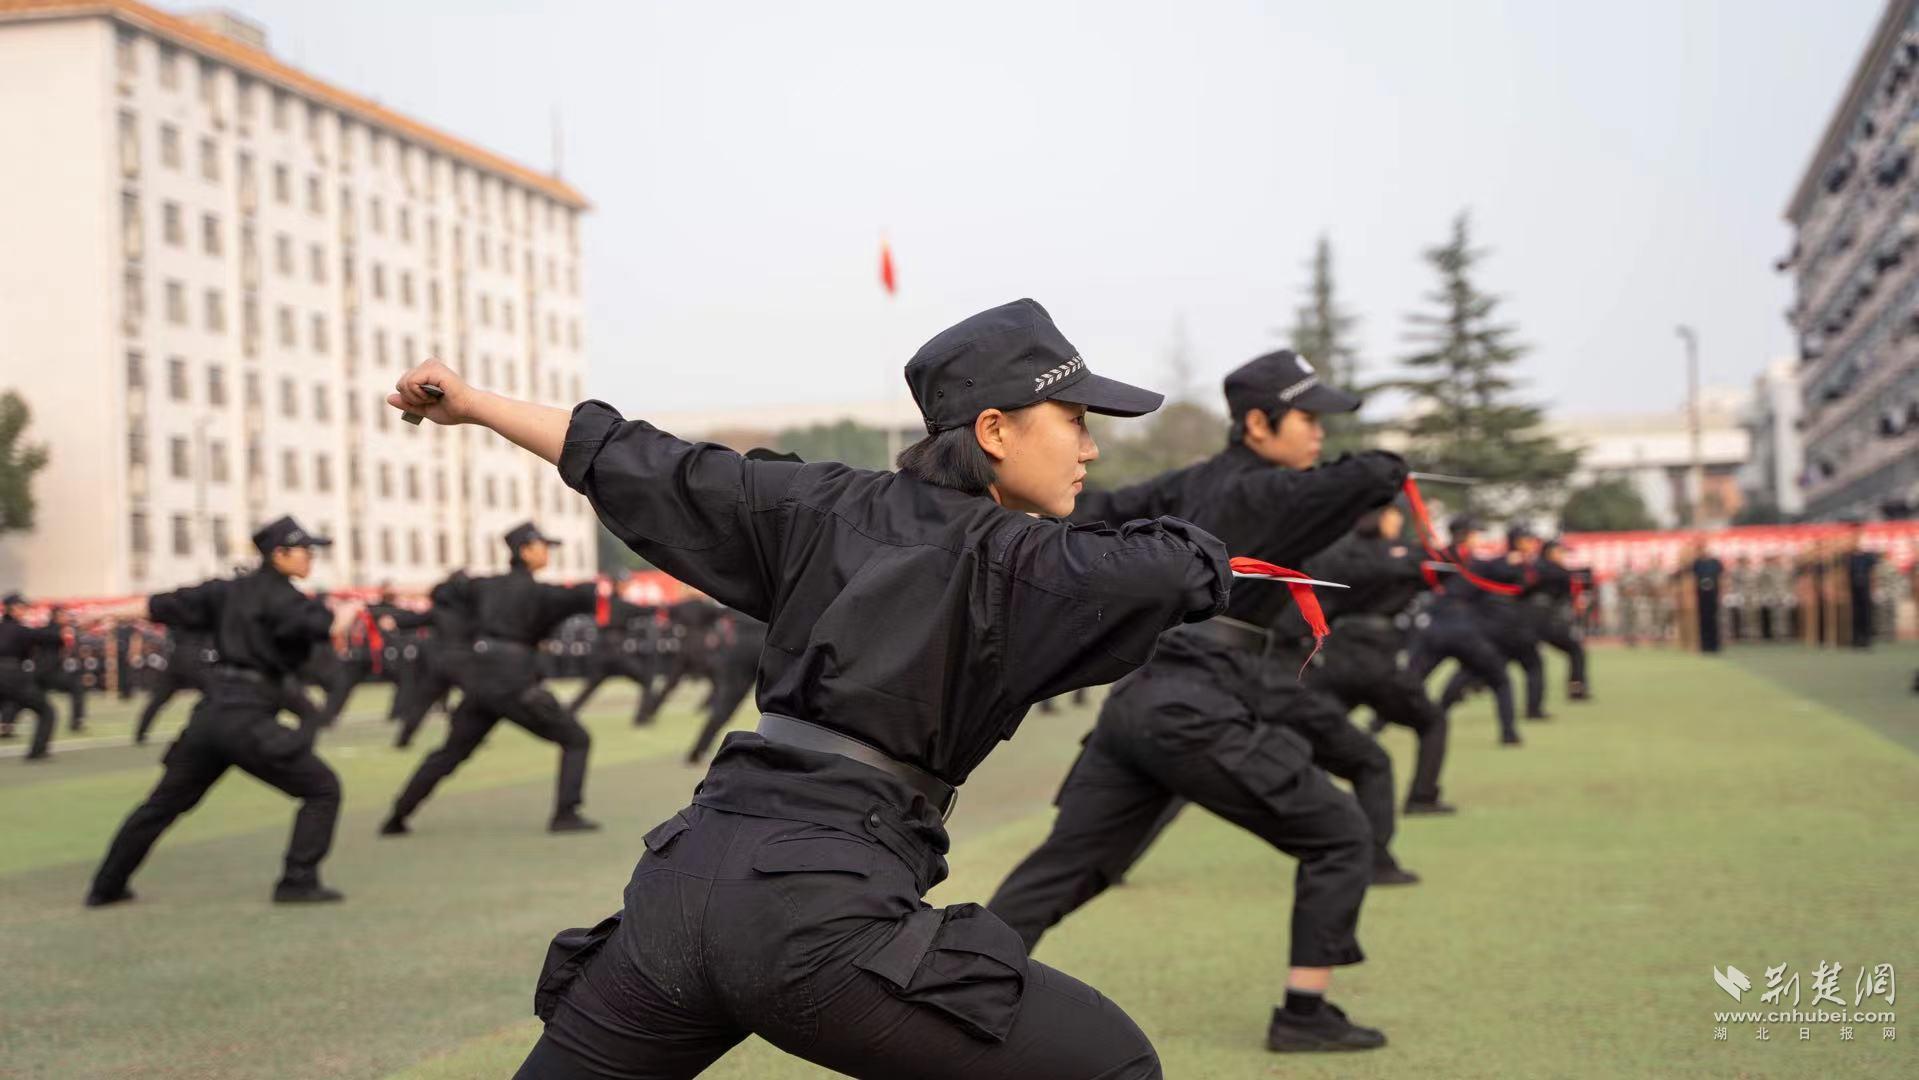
left=974, top=408, right=1009, bottom=463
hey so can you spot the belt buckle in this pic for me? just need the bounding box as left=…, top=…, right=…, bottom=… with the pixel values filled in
left=937, top=787, right=959, bottom=823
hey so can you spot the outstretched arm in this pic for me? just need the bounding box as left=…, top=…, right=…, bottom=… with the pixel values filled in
left=389, top=359, right=570, bottom=465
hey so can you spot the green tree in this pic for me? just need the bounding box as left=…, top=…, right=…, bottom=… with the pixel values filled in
left=773, top=420, right=892, bottom=471
left=1288, top=235, right=1368, bottom=455
left=1558, top=479, right=1656, bottom=532
left=1394, top=212, right=1578, bottom=515
left=0, top=390, right=49, bottom=535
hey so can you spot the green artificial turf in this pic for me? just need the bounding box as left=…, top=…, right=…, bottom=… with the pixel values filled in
left=2, top=645, right=1913, bottom=1079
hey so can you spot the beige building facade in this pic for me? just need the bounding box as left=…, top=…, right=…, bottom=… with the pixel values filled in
left=0, top=0, right=596, bottom=598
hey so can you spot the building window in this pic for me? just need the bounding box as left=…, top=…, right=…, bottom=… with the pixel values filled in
left=123, top=266, right=144, bottom=329
left=508, top=478, right=520, bottom=511
left=403, top=335, right=417, bottom=367
left=372, top=262, right=386, bottom=300
left=164, top=280, right=186, bottom=324
left=315, top=452, right=333, bottom=493
left=277, top=305, right=296, bottom=346
left=312, top=383, right=331, bottom=422
left=484, top=476, right=497, bottom=508
left=272, top=88, right=289, bottom=130
left=159, top=201, right=182, bottom=246
left=400, top=271, right=414, bottom=307
left=374, top=328, right=389, bottom=366
left=243, top=371, right=261, bottom=408
left=130, top=511, right=151, bottom=554
left=405, top=464, right=420, bottom=501
left=207, top=364, right=226, bottom=406
left=197, top=58, right=217, bottom=108
left=478, top=234, right=490, bottom=268
left=309, top=243, right=327, bottom=283
left=273, top=163, right=290, bottom=204
left=245, top=437, right=262, bottom=479
left=275, top=232, right=293, bottom=275
left=160, top=123, right=180, bottom=168
left=209, top=440, right=229, bottom=484
left=158, top=44, right=178, bottom=88
left=116, top=27, right=137, bottom=76
left=346, top=390, right=361, bottom=422
left=127, top=420, right=146, bottom=467
left=478, top=294, right=492, bottom=326
left=377, top=461, right=392, bottom=498
left=502, top=301, right=515, bottom=332
left=125, top=350, right=145, bottom=390
left=408, top=530, right=423, bottom=565
left=311, top=313, right=329, bottom=353
left=398, top=205, right=412, bottom=243
left=199, top=136, right=219, bottom=182
left=118, top=109, right=140, bottom=177
left=172, top=514, right=191, bottom=557
left=166, top=356, right=188, bottom=401
left=281, top=449, right=301, bottom=490
left=203, top=289, right=225, bottom=332
left=434, top=468, right=446, bottom=503
left=436, top=531, right=449, bottom=564
left=201, top=211, right=221, bottom=255
left=280, top=376, right=298, bottom=418
left=235, top=76, right=254, bottom=123
left=169, top=436, right=189, bottom=480
left=212, top=516, right=231, bottom=558
left=307, top=173, right=323, bottom=214
left=370, top=196, right=385, bottom=234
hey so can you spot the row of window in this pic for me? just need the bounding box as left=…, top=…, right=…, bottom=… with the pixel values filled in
left=128, top=511, right=588, bottom=573
left=126, top=349, right=583, bottom=420
left=116, top=28, right=581, bottom=246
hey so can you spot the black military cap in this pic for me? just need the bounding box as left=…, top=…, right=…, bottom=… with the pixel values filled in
left=904, top=299, right=1163, bottom=434
left=1449, top=515, right=1481, bottom=539
left=1507, top=524, right=1537, bottom=546
left=1223, top=349, right=1361, bottom=419
left=252, top=515, right=332, bottom=555
left=504, top=521, right=564, bottom=552
left=1, top=591, right=24, bottom=607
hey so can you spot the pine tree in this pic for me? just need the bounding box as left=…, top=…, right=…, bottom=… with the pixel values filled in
left=1288, top=235, right=1368, bottom=454
left=1395, top=212, right=1578, bottom=515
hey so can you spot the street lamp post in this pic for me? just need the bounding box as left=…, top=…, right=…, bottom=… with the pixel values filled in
left=1676, top=325, right=1703, bottom=526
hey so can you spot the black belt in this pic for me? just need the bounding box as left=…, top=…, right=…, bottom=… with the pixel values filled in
left=757, top=713, right=958, bottom=821
left=0, top=658, right=29, bottom=672
left=209, top=665, right=269, bottom=684
left=472, top=638, right=534, bottom=655
left=1178, top=615, right=1276, bottom=656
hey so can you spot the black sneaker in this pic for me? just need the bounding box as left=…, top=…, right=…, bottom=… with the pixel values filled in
left=549, top=813, right=601, bottom=834
left=272, top=881, right=345, bottom=904
left=84, top=887, right=136, bottom=908
left=1525, top=711, right=1553, bottom=721
left=1266, top=1002, right=1387, bottom=1052
left=1404, top=800, right=1457, bottom=816
left=1568, top=682, right=1592, bottom=701
left=1371, top=861, right=1421, bottom=887
left=378, top=817, right=410, bottom=837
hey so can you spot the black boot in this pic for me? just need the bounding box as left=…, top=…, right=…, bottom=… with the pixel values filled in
left=378, top=816, right=410, bottom=836
left=84, top=886, right=137, bottom=908
left=1371, top=853, right=1420, bottom=886
left=549, top=811, right=601, bottom=834
left=1404, top=799, right=1457, bottom=816
left=273, top=879, right=345, bottom=904
left=1266, top=1001, right=1387, bottom=1052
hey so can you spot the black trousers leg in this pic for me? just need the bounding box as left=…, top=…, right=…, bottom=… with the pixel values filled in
left=687, top=665, right=754, bottom=764
left=1515, top=644, right=1546, bottom=717
left=91, top=744, right=227, bottom=894
left=320, top=659, right=370, bottom=725
left=394, top=658, right=454, bottom=748
left=503, top=687, right=594, bottom=817
left=1541, top=618, right=1588, bottom=688
left=989, top=737, right=1180, bottom=951
left=235, top=745, right=342, bottom=885
left=634, top=669, right=684, bottom=727
left=4, top=679, right=60, bottom=759
left=568, top=669, right=609, bottom=717
left=391, top=699, right=499, bottom=821
left=1423, top=621, right=1516, bottom=740
left=1272, top=686, right=1398, bottom=866
left=135, top=673, right=184, bottom=742
left=1350, top=663, right=1448, bottom=806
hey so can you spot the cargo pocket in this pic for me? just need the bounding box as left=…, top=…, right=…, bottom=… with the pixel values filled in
left=854, top=903, right=1029, bottom=1043
left=533, top=912, right=622, bottom=1021
left=749, top=834, right=877, bottom=877
left=1212, top=721, right=1310, bottom=812
left=250, top=719, right=309, bottom=761
left=642, top=812, right=691, bottom=858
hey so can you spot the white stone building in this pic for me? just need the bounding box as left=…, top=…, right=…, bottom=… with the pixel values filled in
left=0, top=1, right=595, bottom=598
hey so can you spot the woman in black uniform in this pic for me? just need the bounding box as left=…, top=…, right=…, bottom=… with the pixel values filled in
left=391, top=299, right=1231, bottom=1080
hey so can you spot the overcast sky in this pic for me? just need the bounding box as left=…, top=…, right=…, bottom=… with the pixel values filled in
left=229, top=0, right=1882, bottom=419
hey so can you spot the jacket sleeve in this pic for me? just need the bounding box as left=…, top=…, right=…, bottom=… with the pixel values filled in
left=998, top=514, right=1230, bottom=705
left=558, top=401, right=802, bottom=620
left=146, top=578, right=229, bottom=631
left=1229, top=451, right=1408, bottom=565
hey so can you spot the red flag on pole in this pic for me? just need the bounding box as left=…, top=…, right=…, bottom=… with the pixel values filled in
left=879, top=237, right=897, bottom=296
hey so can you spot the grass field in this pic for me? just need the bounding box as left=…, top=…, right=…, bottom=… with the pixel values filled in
left=3, top=644, right=1915, bottom=1079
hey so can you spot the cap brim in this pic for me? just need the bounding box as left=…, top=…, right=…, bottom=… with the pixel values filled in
left=303, top=537, right=335, bottom=548
left=1288, top=382, right=1363, bottom=415
left=1049, top=372, right=1164, bottom=418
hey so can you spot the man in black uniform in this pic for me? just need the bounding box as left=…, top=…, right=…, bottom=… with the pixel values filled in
left=317, top=586, right=431, bottom=724
left=564, top=578, right=662, bottom=722
left=1842, top=525, right=1879, bottom=648
left=1292, top=507, right=1455, bottom=815
left=1405, top=519, right=1522, bottom=744
left=87, top=517, right=356, bottom=905
left=1690, top=541, right=1725, bottom=654
left=391, top=299, right=1231, bottom=1078
left=988, top=349, right=1407, bottom=1052
left=1522, top=539, right=1591, bottom=699
left=382, top=522, right=600, bottom=835
left=392, top=570, right=474, bottom=748
left=631, top=598, right=726, bottom=727
left=684, top=611, right=765, bottom=764
left=1, top=593, right=64, bottom=761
